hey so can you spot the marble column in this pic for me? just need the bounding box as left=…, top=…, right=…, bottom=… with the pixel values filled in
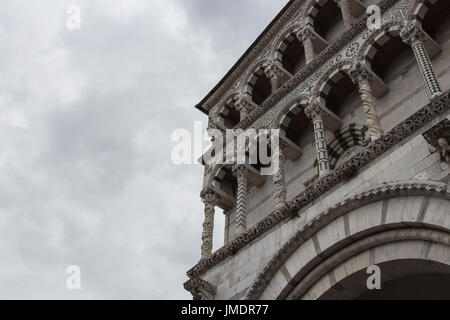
left=200, top=189, right=218, bottom=259
left=272, top=141, right=287, bottom=209
left=335, top=0, right=354, bottom=30
left=349, top=64, right=384, bottom=141
left=297, top=25, right=316, bottom=64
left=232, top=165, right=248, bottom=234
left=305, top=103, right=330, bottom=177
left=264, top=63, right=285, bottom=91
left=400, top=21, right=442, bottom=99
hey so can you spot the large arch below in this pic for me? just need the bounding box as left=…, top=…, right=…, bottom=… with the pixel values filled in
left=246, top=181, right=450, bottom=300
left=318, top=257, right=450, bottom=300
left=301, top=239, right=450, bottom=300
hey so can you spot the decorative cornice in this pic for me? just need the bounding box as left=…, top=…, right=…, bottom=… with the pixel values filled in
left=185, top=90, right=449, bottom=283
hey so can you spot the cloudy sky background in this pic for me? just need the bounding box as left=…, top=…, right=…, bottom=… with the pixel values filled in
left=0, top=0, right=288, bottom=299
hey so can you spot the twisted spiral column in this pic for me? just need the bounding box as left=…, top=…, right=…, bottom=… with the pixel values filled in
left=305, top=104, right=330, bottom=177
left=232, top=165, right=248, bottom=234
left=349, top=65, right=384, bottom=141
left=200, top=189, right=218, bottom=259
left=400, top=22, right=442, bottom=99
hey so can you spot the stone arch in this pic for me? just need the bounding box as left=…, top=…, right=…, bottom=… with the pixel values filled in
left=300, top=236, right=450, bottom=299
left=275, top=97, right=310, bottom=139
left=273, top=26, right=306, bottom=75
left=410, top=0, right=450, bottom=41
left=326, top=124, right=369, bottom=169
left=409, top=0, right=442, bottom=28
left=302, top=0, right=335, bottom=30
left=302, top=0, right=345, bottom=41
left=246, top=181, right=450, bottom=300
left=358, top=21, right=404, bottom=74
left=313, top=60, right=353, bottom=108
left=244, top=61, right=271, bottom=105
left=217, top=96, right=240, bottom=129
left=273, top=26, right=301, bottom=65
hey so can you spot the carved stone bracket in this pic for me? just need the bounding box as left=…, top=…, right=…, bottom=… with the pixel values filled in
left=423, top=118, right=450, bottom=164
left=184, top=277, right=217, bottom=300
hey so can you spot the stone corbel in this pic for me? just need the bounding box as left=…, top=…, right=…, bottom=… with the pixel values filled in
left=423, top=118, right=450, bottom=164
left=184, top=277, right=217, bottom=300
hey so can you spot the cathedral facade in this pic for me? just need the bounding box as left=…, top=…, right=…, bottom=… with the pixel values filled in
left=185, top=0, right=450, bottom=300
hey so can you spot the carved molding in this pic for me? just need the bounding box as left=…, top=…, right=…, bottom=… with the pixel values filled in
left=186, top=91, right=449, bottom=284
left=184, top=277, right=217, bottom=300
left=246, top=181, right=450, bottom=299
left=206, top=0, right=400, bottom=127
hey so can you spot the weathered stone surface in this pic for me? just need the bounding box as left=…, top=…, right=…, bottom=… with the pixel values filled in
left=186, top=0, right=450, bottom=300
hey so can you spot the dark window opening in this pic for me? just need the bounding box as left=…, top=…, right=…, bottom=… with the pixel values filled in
left=314, top=0, right=342, bottom=40
left=252, top=73, right=272, bottom=105
left=282, top=37, right=306, bottom=74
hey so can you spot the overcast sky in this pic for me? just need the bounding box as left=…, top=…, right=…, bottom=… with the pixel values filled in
left=0, top=0, right=289, bottom=299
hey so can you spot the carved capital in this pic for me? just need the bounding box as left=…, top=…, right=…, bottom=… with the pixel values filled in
left=296, top=25, right=316, bottom=42
left=235, top=96, right=254, bottom=117
left=304, top=102, right=323, bottom=120
left=264, top=62, right=284, bottom=80
left=200, top=188, right=218, bottom=206
left=400, top=21, right=426, bottom=46
left=232, top=164, right=247, bottom=179
left=349, top=63, right=374, bottom=85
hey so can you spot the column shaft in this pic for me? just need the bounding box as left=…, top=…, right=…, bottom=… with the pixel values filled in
left=336, top=0, right=353, bottom=30
left=297, top=27, right=316, bottom=64
left=401, top=22, right=442, bottom=98
left=233, top=165, right=248, bottom=234
left=349, top=65, right=384, bottom=141
left=200, top=191, right=217, bottom=258
left=358, top=77, right=383, bottom=140
left=411, top=41, right=442, bottom=98
left=272, top=145, right=287, bottom=209
left=306, top=105, right=330, bottom=177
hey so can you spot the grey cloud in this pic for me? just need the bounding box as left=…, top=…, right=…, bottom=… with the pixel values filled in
left=0, top=0, right=288, bottom=299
